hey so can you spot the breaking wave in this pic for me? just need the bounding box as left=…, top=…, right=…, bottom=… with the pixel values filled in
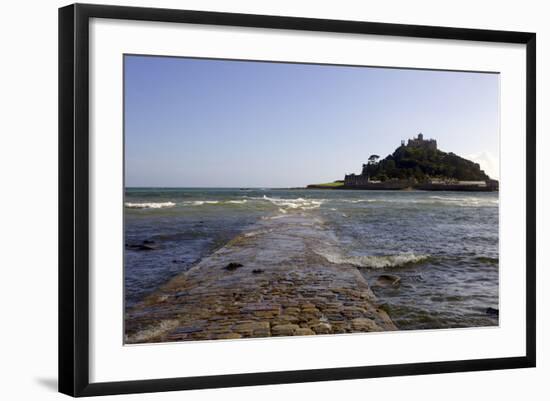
left=427, top=196, right=498, bottom=207
left=186, top=200, right=220, bottom=206
left=227, top=200, right=248, bottom=204
left=126, top=199, right=251, bottom=209
left=186, top=199, right=248, bottom=206
left=260, top=195, right=323, bottom=211
left=316, top=249, right=430, bottom=269
left=339, top=196, right=497, bottom=207
left=125, top=201, right=176, bottom=209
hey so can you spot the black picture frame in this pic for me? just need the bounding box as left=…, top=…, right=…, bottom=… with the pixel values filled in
left=59, top=3, right=536, bottom=397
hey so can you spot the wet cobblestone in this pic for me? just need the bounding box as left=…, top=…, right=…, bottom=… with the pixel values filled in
left=125, top=214, right=396, bottom=343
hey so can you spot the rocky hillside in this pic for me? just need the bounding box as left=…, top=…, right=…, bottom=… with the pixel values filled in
left=363, top=144, right=490, bottom=182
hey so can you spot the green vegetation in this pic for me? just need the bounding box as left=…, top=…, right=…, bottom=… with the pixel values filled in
left=363, top=144, right=490, bottom=182
left=307, top=181, right=345, bottom=188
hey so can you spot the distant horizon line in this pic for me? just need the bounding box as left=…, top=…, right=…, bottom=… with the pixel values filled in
left=125, top=186, right=307, bottom=189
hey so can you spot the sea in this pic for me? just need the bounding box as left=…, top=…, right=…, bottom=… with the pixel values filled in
left=124, top=188, right=499, bottom=330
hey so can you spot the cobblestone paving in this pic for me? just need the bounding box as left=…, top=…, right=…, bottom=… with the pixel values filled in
left=125, top=213, right=396, bottom=343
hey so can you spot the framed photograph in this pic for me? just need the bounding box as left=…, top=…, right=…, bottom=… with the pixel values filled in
left=59, top=3, right=536, bottom=397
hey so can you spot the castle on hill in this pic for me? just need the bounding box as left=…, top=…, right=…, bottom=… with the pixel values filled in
left=403, top=133, right=437, bottom=150
left=334, top=132, right=498, bottom=191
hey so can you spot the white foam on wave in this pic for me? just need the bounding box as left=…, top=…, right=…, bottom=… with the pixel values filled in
left=125, top=201, right=176, bottom=209
left=340, top=196, right=497, bottom=207
left=263, top=214, right=289, bottom=220
left=261, top=195, right=324, bottom=211
left=186, top=200, right=220, bottom=206
left=181, top=199, right=249, bottom=206
left=316, top=248, right=430, bottom=269
left=427, top=195, right=498, bottom=207
left=344, top=199, right=375, bottom=204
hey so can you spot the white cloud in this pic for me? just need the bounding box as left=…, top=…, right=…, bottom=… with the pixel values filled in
left=466, top=152, right=499, bottom=180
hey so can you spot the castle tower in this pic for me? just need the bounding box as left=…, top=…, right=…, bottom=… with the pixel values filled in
left=418, top=132, right=423, bottom=141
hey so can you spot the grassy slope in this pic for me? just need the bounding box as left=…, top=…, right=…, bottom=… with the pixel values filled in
left=307, top=181, right=345, bottom=188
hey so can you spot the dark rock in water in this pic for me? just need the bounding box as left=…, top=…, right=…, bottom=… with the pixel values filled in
left=252, top=269, right=264, bottom=274
left=137, top=244, right=155, bottom=251
left=225, top=262, right=243, bottom=271
left=374, top=274, right=401, bottom=288
left=143, top=239, right=155, bottom=244
left=125, top=243, right=156, bottom=251
left=486, top=307, right=499, bottom=316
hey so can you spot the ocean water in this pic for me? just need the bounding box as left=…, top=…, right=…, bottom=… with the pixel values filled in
left=125, top=188, right=499, bottom=330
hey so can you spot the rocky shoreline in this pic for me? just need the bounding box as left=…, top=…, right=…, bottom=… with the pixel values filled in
left=125, top=213, right=396, bottom=343
left=306, top=182, right=498, bottom=191
left=307, top=133, right=499, bottom=192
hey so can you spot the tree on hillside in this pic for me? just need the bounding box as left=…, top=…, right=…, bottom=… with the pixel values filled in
left=368, top=154, right=380, bottom=164
left=366, top=143, right=490, bottom=182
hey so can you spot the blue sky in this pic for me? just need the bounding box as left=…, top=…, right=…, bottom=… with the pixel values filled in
left=125, top=55, right=499, bottom=187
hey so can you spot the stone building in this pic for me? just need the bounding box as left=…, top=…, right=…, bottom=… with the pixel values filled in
left=407, top=133, right=437, bottom=150
left=343, top=173, right=377, bottom=186
left=339, top=133, right=498, bottom=191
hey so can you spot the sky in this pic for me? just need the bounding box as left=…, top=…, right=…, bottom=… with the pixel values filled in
left=124, top=55, right=500, bottom=187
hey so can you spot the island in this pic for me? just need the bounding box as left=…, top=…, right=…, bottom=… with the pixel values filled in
left=308, top=133, right=499, bottom=191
